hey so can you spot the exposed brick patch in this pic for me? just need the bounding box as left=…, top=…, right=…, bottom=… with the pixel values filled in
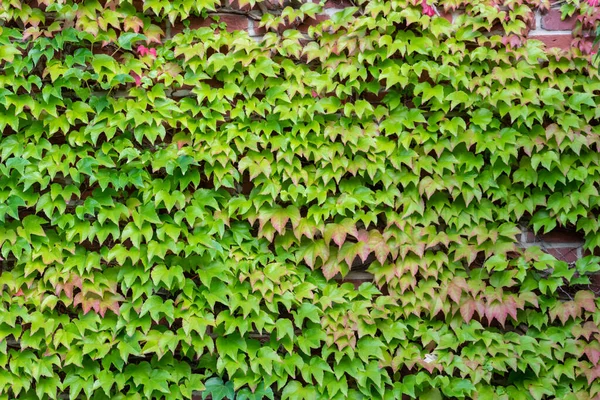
left=132, top=0, right=144, bottom=13
left=226, top=0, right=253, bottom=12
left=170, top=14, right=249, bottom=35
left=591, top=275, right=600, bottom=295
left=92, top=44, right=117, bottom=56
left=544, top=247, right=581, bottom=263
left=297, top=14, right=329, bottom=33
left=536, top=228, right=584, bottom=244
left=529, top=34, right=573, bottom=50
left=337, top=279, right=373, bottom=289
left=582, top=248, right=600, bottom=258
left=542, top=9, right=577, bottom=31
left=363, top=91, right=386, bottom=104
left=439, top=10, right=453, bottom=23
left=210, top=14, right=251, bottom=31
left=521, top=231, right=536, bottom=243
left=335, top=271, right=374, bottom=289
left=324, top=0, right=353, bottom=8
left=252, top=22, right=268, bottom=36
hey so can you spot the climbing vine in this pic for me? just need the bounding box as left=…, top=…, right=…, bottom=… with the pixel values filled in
left=0, top=0, right=600, bottom=399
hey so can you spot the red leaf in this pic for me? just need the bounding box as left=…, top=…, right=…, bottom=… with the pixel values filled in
left=270, top=213, right=289, bottom=235
left=550, top=301, right=580, bottom=325
left=368, top=230, right=389, bottom=264
left=584, top=364, right=600, bottom=385
left=137, top=45, right=149, bottom=56
left=460, top=299, right=477, bottom=323
left=519, top=291, right=539, bottom=308
left=353, top=241, right=371, bottom=264
left=585, top=342, right=600, bottom=365
left=124, top=16, right=144, bottom=33
left=485, top=302, right=508, bottom=327
left=573, top=321, right=600, bottom=341
left=503, top=296, right=519, bottom=321
left=421, top=0, right=435, bottom=16
left=321, top=258, right=341, bottom=280
left=323, top=223, right=347, bottom=247
left=131, top=72, right=142, bottom=86
left=576, top=291, right=597, bottom=313
left=447, top=281, right=462, bottom=304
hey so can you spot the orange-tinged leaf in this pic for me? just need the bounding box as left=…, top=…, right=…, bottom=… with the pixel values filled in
left=575, top=290, right=597, bottom=313
left=368, top=230, right=389, bottom=264
left=447, top=281, right=463, bottom=304
left=323, top=223, right=347, bottom=247
left=460, top=299, right=477, bottom=323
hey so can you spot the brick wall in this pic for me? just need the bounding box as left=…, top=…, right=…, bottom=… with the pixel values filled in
left=158, top=2, right=589, bottom=51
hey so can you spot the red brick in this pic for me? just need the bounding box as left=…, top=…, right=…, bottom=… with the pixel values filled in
left=252, top=21, right=268, bottom=36
left=544, top=247, right=581, bottom=263
left=92, top=44, right=117, bottom=56
left=541, top=9, right=577, bottom=31
left=582, top=248, right=599, bottom=257
left=334, top=271, right=373, bottom=289
left=537, top=228, right=584, bottom=244
left=364, top=91, right=385, bottom=103
left=521, top=231, right=536, bottom=243
left=297, top=14, right=329, bottom=33
left=529, top=34, right=573, bottom=50
left=324, top=0, right=353, bottom=8
left=132, top=0, right=144, bottom=13
left=170, top=14, right=249, bottom=35
left=336, top=278, right=374, bottom=290
left=226, top=0, right=253, bottom=11
left=439, top=10, right=453, bottom=23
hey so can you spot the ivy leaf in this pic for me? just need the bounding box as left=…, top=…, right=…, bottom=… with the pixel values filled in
left=471, top=108, right=493, bottom=129
left=18, top=215, right=47, bottom=241
left=117, top=32, right=146, bottom=50
left=202, top=377, right=235, bottom=400
left=0, top=44, right=21, bottom=62
left=567, top=93, right=595, bottom=112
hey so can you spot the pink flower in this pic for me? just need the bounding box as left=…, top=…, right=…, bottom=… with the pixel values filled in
left=422, top=0, right=435, bottom=16
left=589, top=0, right=599, bottom=6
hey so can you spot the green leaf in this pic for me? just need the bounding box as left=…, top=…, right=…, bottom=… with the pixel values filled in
left=471, top=108, right=493, bottom=129
left=202, top=377, right=235, bottom=400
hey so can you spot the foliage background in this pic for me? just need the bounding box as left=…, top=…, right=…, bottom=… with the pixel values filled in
left=1, top=0, right=600, bottom=399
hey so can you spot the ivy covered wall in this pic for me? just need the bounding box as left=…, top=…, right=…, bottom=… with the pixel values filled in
left=1, top=0, right=600, bottom=399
